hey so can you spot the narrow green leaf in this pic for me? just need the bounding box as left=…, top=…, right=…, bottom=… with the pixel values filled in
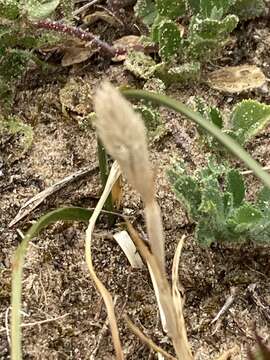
left=121, top=88, right=270, bottom=190
left=11, top=207, right=93, bottom=360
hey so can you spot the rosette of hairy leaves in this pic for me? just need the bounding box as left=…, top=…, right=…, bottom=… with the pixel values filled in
left=168, top=159, right=270, bottom=245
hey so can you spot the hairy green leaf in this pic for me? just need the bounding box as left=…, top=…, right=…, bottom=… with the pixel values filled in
left=209, top=107, right=223, bottom=128
left=256, top=186, right=270, bottom=213
left=226, top=169, right=245, bottom=207
left=230, top=100, right=270, bottom=145
left=25, top=0, right=60, bottom=20
left=199, top=0, right=236, bottom=18
left=172, top=175, right=202, bottom=220
left=124, top=51, right=156, bottom=79
left=230, top=0, right=266, bottom=20
left=156, top=0, right=186, bottom=19
left=188, top=14, right=238, bottom=60
left=158, top=19, right=182, bottom=61
left=227, top=202, right=263, bottom=233
left=134, top=0, right=157, bottom=26
left=196, top=217, right=217, bottom=245
left=154, top=62, right=201, bottom=85
left=0, top=0, right=20, bottom=20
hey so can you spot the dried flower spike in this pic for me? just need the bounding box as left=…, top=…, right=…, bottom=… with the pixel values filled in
left=94, top=81, right=154, bottom=204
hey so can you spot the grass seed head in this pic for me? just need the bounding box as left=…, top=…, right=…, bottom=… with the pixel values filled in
left=94, top=81, right=154, bottom=203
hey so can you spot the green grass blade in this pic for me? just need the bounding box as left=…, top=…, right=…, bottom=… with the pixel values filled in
left=11, top=207, right=93, bottom=360
left=121, top=89, right=270, bottom=189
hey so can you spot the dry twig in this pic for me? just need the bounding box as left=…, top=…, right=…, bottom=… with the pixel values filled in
left=9, top=165, right=98, bottom=227
left=124, top=315, right=177, bottom=360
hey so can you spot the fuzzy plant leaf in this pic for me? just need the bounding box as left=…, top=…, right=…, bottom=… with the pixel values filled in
left=256, top=186, right=270, bottom=213
left=199, top=174, right=226, bottom=223
left=25, top=0, right=60, bottom=20
left=0, top=0, right=20, bottom=20
left=187, top=0, right=201, bottom=13
left=230, top=100, right=270, bottom=145
left=193, top=96, right=220, bottom=121
left=134, top=0, right=157, bottom=26
left=158, top=19, right=182, bottom=61
left=209, top=107, right=223, bottom=128
left=223, top=191, right=234, bottom=216
left=249, top=217, right=270, bottom=243
left=167, top=160, right=186, bottom=183
left=227, top=202, right=263, bottom=233
left=196, top=217, right=217, bottom=245
left=226, top=169, right=245, bottom=207
left=154, top=61, right=201, bottom=85
left=156, top=0, right=186, bottom=19
left=124, top=51, right=156, bottom=79
left=187, top=14, right=238, bottom=60
left=172, top=175, right=202, bottom=220
left=134, top=104, right=162, bottom=132
left=229, top=0, right=266, bottom=20
left=151, top=14, right=163, bottom=43
left=143, top=77, right=166, bottom=94
left=167, top=157, right=270, bottom=245
left=198, top=0, right=236, bottom=18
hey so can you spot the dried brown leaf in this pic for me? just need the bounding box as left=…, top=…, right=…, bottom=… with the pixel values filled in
left=83, top=10, right=122, bottom=27
left=113, top=230, right=144, bottom=268
left=61, top=45, right=97, bottom=66
left=85, top=161, right=124, bottom=360
left=206, top=65, right=266, bottom=93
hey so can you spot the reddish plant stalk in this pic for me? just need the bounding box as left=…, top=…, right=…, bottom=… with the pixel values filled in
left=33, top=19, right=125, bottom=57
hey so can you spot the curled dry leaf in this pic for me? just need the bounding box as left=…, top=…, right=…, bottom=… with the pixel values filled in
left=112, top=35, right=141, bottom=61
left=85, top=161, right=124, bottom=360
left=111, top=175, right=123, bottom=209
left=61, top=44, right=98, bottom=66
left=112, top=35, right=157, bottom=62
left=83, top=10, right=123, bottom=27
left=113, top=230, right=144, bottom=268
left=206, top=65, right=266, bottom=93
